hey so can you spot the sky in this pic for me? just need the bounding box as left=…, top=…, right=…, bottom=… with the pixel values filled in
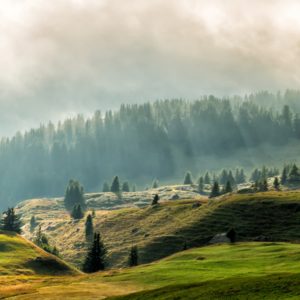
left=0, top=0, right=300, bottom=136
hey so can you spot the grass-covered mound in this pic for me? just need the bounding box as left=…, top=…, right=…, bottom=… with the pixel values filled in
left=0, top=231, right=78, bottom=276
left=108, top=242, right=300, bottom=299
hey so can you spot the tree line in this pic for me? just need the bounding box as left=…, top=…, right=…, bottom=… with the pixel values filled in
left=1, top=93, right=300, bottom=208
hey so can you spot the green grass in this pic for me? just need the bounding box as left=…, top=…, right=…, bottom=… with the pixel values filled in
left=0, top=231, right=78, bottom=276
left=108, top=242, right=300, bottom=299
left=2, top=239, right=300, bottom=298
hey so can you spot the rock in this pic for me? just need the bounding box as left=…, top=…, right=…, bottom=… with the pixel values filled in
left=209, top=233, right=230, bottom=244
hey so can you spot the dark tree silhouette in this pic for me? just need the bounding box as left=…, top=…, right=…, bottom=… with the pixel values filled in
left=111, top=176, right=120, bottom=193
left=183, top=172, right=193, bottom=185
left=128, top=245, right=139, bottom=267
left=210, top=182, right=220, bottom=198
left=64, top=180, right=85, bottom=211
left=1, top=208, right=21, bottom=233
left=226, top=228, right=236, bottom=243
left=85, top=214, right=94, bottom=241
left=151, top=194, right=160, bottom=205
left=82, top=232, right=106, bottom=273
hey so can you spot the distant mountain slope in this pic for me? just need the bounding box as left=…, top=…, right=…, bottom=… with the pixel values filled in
left=0, top=232, right=79, bottom=276
left=17, top=189, right=300, bottom=269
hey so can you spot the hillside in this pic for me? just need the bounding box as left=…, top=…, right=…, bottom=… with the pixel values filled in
left=0, top=231, right=78, bottom=276
left=17, top=188, right=300, bottom=269
left=3, top=242, right=300, bottom=299
left=108, top=242, right=300, bottom=299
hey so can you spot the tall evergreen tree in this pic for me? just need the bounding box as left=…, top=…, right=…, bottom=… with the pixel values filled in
left=210, top=182, right=220, bottom=198
left=225, top=181, right=233, bottom=193
left=152, top=179, right=159, bottom=189
left=1, top=208, right=21, bottom=233
left=281, top=167, right=287, bottom=184
left=128, top=245, right=139, bottom=267
left=64, top=180, right=85, bottom=210
left=204, top=172, right=211, bottom=184
left=183, top=171, right=193, bottom=185
left=198, top=176, right=204, bottom=193
left=111, top=176, right=120, bottom=193
left=273, top=177, right=280, bottom=190
left=288, top=164, right=300, bottom=183
left=30, top=215, right=37, bottom=231
left=85, top=214, right=94, bottom=241
left=122, top=181, right=130, bottom=192
left=82, top=233, right=106, bottom=273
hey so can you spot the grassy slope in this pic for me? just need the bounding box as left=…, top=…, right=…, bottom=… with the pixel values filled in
left=3, top=242, right=300, bottom=299
left=19, top=190, right=300, bottom=268
left=0, top=231, right=78, bottom=276
left=108, top=242, right=300, bottom=299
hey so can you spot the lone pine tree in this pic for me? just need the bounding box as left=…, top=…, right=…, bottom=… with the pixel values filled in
left=82, top=232, right=106, bottom=273
left=273, top=177, right=280, bottom=190
left=122, top=181, right=130, bottom=192
left=85, top=214, right=94, bottom=241
left=151, top=194, right=160, bottom=205
left=183, top=171, right=193, bottom=185
left=128, top=245, right=139, bottom=267
left=30, top=215, right=37, bottom=231
left=1, top=208, right=21, bottom=233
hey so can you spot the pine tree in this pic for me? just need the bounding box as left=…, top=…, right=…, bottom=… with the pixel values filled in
left=132, top=184, right=136, bottom=192
left=152, top=179, right=159, bottom=189
left=183, top=171, right=193, bottom=185
left=226, top=228, right=236, bottom=243
left=1, top=208, right=21, bottom=233
left=128, top=245, right=138, bottom=267
left=102, top=182, right=110, bottom=192
left=71, top=205, right=84, bottom=219
left=91, top=208, right=96, bottom=218
left=273, top=177, right=280, bottom=190
left=151, top=194, right=160, bottom=205
left=64, top=180, right=85, bottom=211
left=259, top=179, right=268, bottom=192
left=111, top=176, right=120, bottom=193
left=281, top=167, right=287, bottom=185
left=82, top=233, right=106, bottom=273
left=288, top=164, right=300, bottom=183
left=220, top=169, right=228, bottom=185
left=198, top=176, right=204, bottom=193
left=122, top=181, right=130, bottom=192
left=225, top=181, right=232, bottom=193
left=30, top=215, right=37, bottom=231
left=210, top=182, right=220, bottom=198
left=204, top=172, right=211, bottom=184
left=85, top=214, right=94, bottom=241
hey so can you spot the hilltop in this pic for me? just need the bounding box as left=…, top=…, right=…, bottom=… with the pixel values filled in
left=0, top=231, right=78, bottom=277
left=17, top=187, right=300, bottom=269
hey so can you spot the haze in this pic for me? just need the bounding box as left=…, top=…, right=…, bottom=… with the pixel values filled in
left=0, top=0, right=300, bottom=136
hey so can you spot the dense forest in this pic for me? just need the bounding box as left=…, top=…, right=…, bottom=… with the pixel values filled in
left=1, top=90, right=300, bottom=208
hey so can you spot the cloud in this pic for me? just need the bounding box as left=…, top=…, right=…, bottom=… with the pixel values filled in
left=0, top=0, right=299, bottom=135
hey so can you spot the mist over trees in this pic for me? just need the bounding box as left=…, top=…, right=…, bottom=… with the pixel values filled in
left=0, top=92, right=300, bottom=208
